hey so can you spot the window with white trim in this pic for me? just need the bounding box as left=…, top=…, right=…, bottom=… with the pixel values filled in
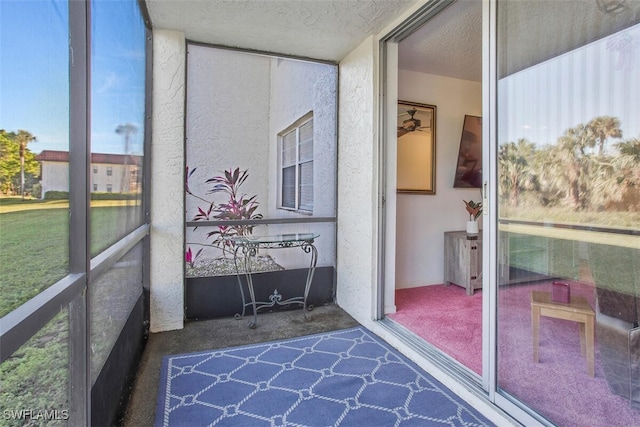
left=280, top=116, right=313, bottom=212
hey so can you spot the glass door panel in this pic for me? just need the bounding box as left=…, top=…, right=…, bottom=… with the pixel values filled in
left=90, top=0, right=146, bottom=256
left=1, top=0, right=70, bottom=317
left=496, top=1, right=640, bottom=425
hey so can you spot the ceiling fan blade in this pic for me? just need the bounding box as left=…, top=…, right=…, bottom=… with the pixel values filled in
left=402, top=118, right=421, bottom=131
left=397, top=127, right=409, bottom=138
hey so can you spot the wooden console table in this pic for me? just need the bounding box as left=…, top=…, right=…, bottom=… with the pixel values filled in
left=531, top=290, right=595, bottom=377
left=444, top=230, right=482, bottom=296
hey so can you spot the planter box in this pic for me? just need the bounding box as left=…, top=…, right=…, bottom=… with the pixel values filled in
left=185, top=266, right=335, bottom=319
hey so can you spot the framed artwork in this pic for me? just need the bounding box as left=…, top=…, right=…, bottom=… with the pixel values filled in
left=453, top=115, right=482, bottom=188
left=397, top=101, right=436, bottom=194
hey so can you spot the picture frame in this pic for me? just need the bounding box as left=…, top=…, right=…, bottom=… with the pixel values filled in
left=397, top=101, right=436, bottom=194
left=453, top=115, right=482, bottom=188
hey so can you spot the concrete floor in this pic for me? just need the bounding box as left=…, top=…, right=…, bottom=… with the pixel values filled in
left=121, top=304, right=360, bottom=426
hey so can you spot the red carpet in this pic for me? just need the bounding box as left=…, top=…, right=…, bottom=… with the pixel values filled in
left=389, top=282, right=640, bottom=427
left=388, top=284, right=483, bottom=374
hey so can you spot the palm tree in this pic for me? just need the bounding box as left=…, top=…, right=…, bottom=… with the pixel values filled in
left=16, top=130, right=36, bottom=199
left=498, top=138, right=537, bottom=207
left=609, top=137, right=640, bottom=209
left=615, top=137, right=640, bottom=162
left=589, top=153, right=620, bottom=208
left=115, top=123, right=137, bottom=193
left=538, top=123, right=595, bottom=210
left=587, top=116, right=622, bottom=156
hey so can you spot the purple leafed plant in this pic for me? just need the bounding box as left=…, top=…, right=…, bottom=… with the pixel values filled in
left=186, top=166, right=263, bottom=258
left=185, top=247, right=203, bottom=268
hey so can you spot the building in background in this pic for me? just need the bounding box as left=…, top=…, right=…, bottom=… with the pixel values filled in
left=36, top=150, right=142, bottom=197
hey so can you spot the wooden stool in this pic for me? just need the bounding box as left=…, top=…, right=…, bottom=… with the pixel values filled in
left=530, top=290, right=595, bottom=377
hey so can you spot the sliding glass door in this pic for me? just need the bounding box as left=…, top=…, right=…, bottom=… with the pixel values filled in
left=494, top=1, right=640, bottom=425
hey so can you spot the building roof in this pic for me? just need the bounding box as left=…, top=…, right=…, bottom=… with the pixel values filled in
left=36, top=150, right=143, bottom=166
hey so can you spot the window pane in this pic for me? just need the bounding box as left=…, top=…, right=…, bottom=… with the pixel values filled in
left=282, top=131, right=297, bottom=166
left=90, top=0, right=146, bottom=256
left=299, top=120, right=313, bottom=162
left=0, top=309, right=70, bottom=426
left=282, top=166, right=296, bottom=208
left=0, top=0, right=70, bottom=316
left=299, top=161, right=313, bottom=211
left=496, top=2, right=640, bottom=425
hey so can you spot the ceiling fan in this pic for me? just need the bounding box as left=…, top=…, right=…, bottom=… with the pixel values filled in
left=398, top=109, right=431, bottom=138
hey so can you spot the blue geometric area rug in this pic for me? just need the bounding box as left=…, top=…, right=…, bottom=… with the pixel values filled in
left=154, top=327, right=494, bottom=426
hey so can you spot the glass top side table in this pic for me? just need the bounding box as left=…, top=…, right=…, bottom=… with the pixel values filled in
left=228, top=233, right=319, bottom=328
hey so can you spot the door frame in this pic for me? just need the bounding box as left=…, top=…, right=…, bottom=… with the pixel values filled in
left=375, top=0, right=497, bottom=402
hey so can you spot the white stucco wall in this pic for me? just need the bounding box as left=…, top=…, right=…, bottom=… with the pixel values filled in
left=40, top=161, right=138, bottom=196
left=267, top=58, right=337, bottom=219
left=185, top=46, right=272, bottom=261
left=40, top=162, right=69, bottom=196
left=185, top=46, right=271, bottom=213
left=91, top=163, right=133, bottom=193
left=150, top=29, right=185, bottom=332
left=336, top=36, right=379, bottom=325
left=184, top=47, right=338, bottom=270
left=267, top=57, right=338, bottom=269
left=395, top=70, right=482, bottom=289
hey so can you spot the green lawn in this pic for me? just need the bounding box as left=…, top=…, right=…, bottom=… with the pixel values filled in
left=0, top=310, right=69, bottom=426
left=0, top=197, right=70, bottom=213
left=1, top=200, right=143, bottom=419
left=1, top=208, right=69, bottom=317
left=1, top=203, right=142, bottom=316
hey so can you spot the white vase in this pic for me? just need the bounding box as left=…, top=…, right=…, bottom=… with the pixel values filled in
left=466, top=220, right=479, bottom=234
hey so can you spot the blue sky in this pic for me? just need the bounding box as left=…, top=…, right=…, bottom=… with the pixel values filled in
left=1, top=0, right=145, bottom=155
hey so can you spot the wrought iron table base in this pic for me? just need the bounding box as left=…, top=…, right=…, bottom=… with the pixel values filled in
left=232, top=236, right=318, bottom=329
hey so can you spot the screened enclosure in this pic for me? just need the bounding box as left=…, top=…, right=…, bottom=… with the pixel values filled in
left=184, top=45, right=338, bottom=319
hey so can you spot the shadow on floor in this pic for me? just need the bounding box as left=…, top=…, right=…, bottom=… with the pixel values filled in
left=121, top=304, right=359, bottom=426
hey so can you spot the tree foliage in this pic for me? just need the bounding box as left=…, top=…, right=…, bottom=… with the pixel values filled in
left=0, top=129, right=39, bottom=195
left=499, top=115, right=639, bottom=213
left=498, top=138, right=537, bottom=207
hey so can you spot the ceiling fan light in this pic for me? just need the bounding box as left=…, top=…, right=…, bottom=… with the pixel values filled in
left=403, top=118, right=421, bottom=131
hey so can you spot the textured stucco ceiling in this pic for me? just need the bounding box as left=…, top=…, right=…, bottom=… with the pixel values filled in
left=145, top=0, right=418, bottom=62
left=399, top=0, right=482, bottom=82
left=145, top=0, right=640, bottom=83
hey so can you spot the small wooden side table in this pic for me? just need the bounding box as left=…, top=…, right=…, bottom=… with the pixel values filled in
left=443, top=231, right=482, bottom=296
left=530, top=290, right=595, bottom=377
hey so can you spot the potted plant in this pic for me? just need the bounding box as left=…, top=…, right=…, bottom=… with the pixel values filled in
left=186, top=166, right=263, bottom=259
left=184, top=166, right=334, bottom=320
left=464, top=199, right=482, bottom=234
